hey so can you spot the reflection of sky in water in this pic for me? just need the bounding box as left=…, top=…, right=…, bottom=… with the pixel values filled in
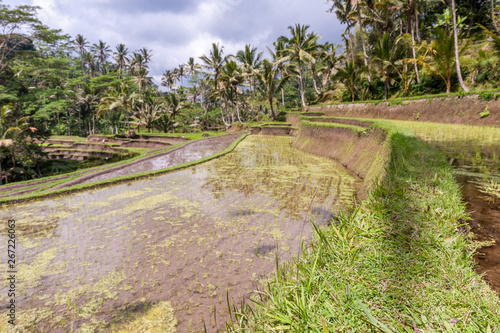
left=0, top=136, right=358, bottom=332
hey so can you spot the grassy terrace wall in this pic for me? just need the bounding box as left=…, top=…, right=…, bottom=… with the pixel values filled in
left=229, top=120, right=500, bottom=332
left=292, top=120, right=388, bottom=196
left=308, top=94, right=500, bottom=127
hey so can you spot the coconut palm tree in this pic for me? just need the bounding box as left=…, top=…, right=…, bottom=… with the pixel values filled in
left=161, top=69, right=176, bottom=92
left=268, top=39, right=289, bottom=107
left=259, top=60, right=290, bottom=120
left=334, top=61, right=364, bottom=102
left=114, top=43, right=129, bottom=79
left=278, top=24, right=320, bottom=108
left=328, top=0, right=356, bottom=62
left=236, top=44, right=263, bottom=117
left=200, top=43, right=227, bottom=90
left=133, top=97, right=164, bottom=132
left=450, top=0, right=469, bottom=92
left=75, top=83, right=100, bottom=134
left=132, top=68, right=153, bottom=92
left=92, top=40, right=110, bottom=72
left=73, top=34, right=88, bottom=71
left=98, top=82, right=140, bottom=131
left=219, top=60, right=245, bottom=124
left=176, top=64, right=188, bottom=87
left=371, top=32, right=406, bottom=99
left=185, top=57, right=201, bottom=77
left=165, top=93, right=185, bottom=122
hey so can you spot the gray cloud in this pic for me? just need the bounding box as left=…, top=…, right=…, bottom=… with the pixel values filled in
left=4, top=0, right=344, bottom=87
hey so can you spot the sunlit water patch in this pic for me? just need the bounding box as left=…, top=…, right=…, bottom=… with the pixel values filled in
left=0, top=136, right=358, bottom=332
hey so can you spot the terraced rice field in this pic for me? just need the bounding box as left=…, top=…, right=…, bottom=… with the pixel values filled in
left=0, top=136, right=358, bottom=332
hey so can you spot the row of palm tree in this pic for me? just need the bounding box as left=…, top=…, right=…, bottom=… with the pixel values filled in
left=73, top=35, right=153, bottom=78
left=325, top=0, right=500, bottom=99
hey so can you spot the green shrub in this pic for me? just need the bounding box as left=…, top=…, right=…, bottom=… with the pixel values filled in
left=478, top=91, right=494, bottom=101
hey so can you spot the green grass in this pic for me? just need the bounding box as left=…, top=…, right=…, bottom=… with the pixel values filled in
left=300, top=119, right=366, bottom=133
left=227, top=123, right=500, bottom=332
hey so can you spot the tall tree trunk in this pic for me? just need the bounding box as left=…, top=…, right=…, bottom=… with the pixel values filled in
left=250, top=78, right=255, bottom=118
left=281, top=88, right=285, bottom=107
left=269, top=93, right=276, bottom=120
left=67, top=109, right=71, bottom=136
left=236, top=101, right=243, bottom=125
left=311, top=65, right=321, bottom=95
left=357, top=4, right=371, bottom=82
left=451, top=0, right=469, bottom=92
left=57, top=112, right=60, bottom=136
left=384, top=77, right=389, bottom=100
left=415, top=12, right=421, bottom=42
left=410, top=16, right=421, bottom=84
left=298, top=63, right=306, bottom=108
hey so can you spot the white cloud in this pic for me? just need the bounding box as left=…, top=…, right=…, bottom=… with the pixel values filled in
left=3, top=0, right=345, bottom=88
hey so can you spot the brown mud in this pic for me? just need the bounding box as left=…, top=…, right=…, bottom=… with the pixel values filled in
left=308, top=95, right=500, bottom=127
left=456, top=168, right=500, bottom=293
left=0, top=136, right=358, bottom=332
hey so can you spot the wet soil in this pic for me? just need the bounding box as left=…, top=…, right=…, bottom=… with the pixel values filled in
left=456, top=169, right=500, bottom=293
left=47, top=134, right=240, bottom=191
left=310, top=95, right=500, bottom=127
left=0, top=136, right=358, bottom=332
left=79, top=134, right=240, bottom=185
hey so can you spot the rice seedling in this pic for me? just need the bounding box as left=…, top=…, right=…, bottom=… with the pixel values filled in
left=0, top=136, right=357, bottom=332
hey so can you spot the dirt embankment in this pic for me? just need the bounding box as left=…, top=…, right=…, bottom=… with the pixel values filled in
left=308, top=95, right=500, bottom=127
left=292, top=122, right=389, bottom=196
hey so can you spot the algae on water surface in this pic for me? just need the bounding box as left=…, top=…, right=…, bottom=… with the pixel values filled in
left=0, top=135, right=357, bottom=332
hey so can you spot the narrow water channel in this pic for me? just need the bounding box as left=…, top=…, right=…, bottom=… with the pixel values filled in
left=455, top=166, right=500, bottom=293
left=0, top=136, right=358, bottom=332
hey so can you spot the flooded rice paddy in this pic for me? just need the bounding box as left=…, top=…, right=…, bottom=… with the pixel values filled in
left=455, top=166, right=500, bottom=293
left=0, top=136, right=358, bottom=332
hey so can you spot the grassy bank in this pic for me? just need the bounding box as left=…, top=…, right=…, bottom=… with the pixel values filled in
left=228, top=123, right=500, bottom=332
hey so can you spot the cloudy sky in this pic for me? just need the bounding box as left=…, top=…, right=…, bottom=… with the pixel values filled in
left=4, top=0, right=344, bottom=86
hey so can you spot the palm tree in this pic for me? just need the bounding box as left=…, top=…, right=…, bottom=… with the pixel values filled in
left=139, top=47, right=153, bottom=65
left=351, top=0, right=371, bottom=82
left=133, top=97, right=164, bottom=132
left=165, top=93, right=185, bottom=122
left=371, top=33, right=406, bottom=99
left=73, top=34, right=88, bottom=71
left=92, top=40, right=111, bottom=72
left=176, top=64, right=188, bottom=87
left=278, top=24, right=320, bottom=108
left=185, top=57, right=201, bottom=77
left=98, top=82, right=140, bottom=131
left=132, top=68, right=153, bottom=92
left=82, top=51, right=97, bottom=76
left=334, top=61, right=363, bottom=102
left=411, top=28, right=459, bottom=93
left=236, top=44, right=263, bottom=117
left=75, top=83, right=100, bottom=134
left=268, top=40, right=289, bottom=107
left=450, top=0, right=469, bottom=92
left=259, top=60, right=290, bottom=120
left=114, top=44, right=129, bottom=79
left=328, top=0, right=356, bottom=62
left=219, top=60, right=245, bottom=124
left=129, top=52, right=148, bottom=73
left=161, top=69, right=176, bottom=92
left=200, top=43, right=227, bottom=90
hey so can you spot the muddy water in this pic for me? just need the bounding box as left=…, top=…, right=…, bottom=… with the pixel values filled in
left=0, top=136, right=358, bottom=332
left=80, top=134, right=240, bottom=185
left=455, top=166, right=500, bottom=293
